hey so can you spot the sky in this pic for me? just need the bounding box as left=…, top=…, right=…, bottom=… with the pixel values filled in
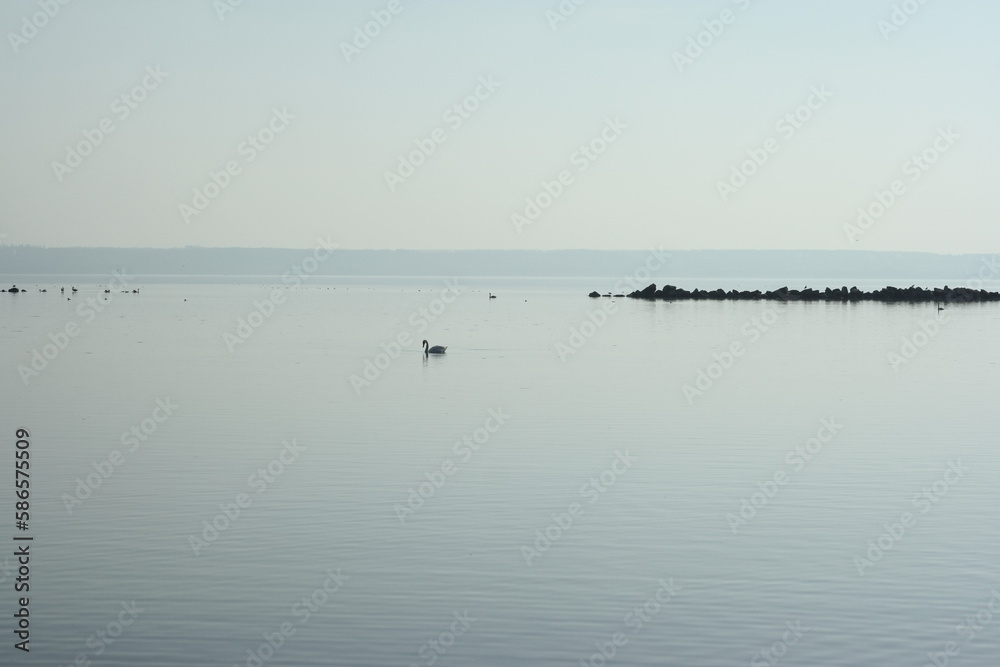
left=0, top=0, right=998, bottom=252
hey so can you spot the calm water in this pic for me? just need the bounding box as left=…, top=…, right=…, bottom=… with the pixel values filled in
left=2, top=277, right=999, bottom=666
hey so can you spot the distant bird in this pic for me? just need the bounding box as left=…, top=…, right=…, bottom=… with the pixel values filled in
left=422, top=340, right=447, bottom=355
left=938, top=306, right=944, bottom=311
left=489, top=293, right=496, bottom=299
left=71, top=287, right=78, bottom=292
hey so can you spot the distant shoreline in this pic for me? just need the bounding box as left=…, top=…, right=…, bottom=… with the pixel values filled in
left=2, top=248, right=999, bottom=281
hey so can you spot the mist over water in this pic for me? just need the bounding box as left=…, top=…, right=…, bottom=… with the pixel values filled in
left=4, top=0, right=999, bottom=662
left=2, top=278, right=998, bottom=665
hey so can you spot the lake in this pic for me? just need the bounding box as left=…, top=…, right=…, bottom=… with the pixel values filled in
left=2, top=275, right=999, bottom=666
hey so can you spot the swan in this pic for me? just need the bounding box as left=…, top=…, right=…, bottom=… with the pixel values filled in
left=423, top=340, right=447, bottom=355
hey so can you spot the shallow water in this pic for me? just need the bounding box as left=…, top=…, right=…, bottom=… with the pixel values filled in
left=2, top=278, right=999, bottom=666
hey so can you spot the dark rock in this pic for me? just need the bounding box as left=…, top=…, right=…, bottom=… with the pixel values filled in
left=589, top=284, right=1000, bottom=304
left=628, top=283, right=658, bottom=300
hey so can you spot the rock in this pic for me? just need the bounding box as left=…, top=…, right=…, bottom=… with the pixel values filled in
left=588, top=284, right=1000, bottom=304
left=628, top=283, right=657, bottom=300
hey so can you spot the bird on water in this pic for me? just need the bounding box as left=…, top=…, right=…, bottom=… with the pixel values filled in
left=423, top=340, right=447, bottom=355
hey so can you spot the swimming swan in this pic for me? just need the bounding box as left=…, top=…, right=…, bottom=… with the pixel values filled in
left=423, top=340, right=447, bottom=354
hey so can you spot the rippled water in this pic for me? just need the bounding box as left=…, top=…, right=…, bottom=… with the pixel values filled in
left=2, top=277, right=999, bottom=666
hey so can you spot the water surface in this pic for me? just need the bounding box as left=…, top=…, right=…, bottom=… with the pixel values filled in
left=2, top=278, right=998, bottom=665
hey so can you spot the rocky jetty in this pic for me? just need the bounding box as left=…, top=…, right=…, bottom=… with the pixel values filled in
left=588, top=284, right=1000, bottom=304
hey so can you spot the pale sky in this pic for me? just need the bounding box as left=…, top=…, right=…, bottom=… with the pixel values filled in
left=1, top=0, right=997, bottom=251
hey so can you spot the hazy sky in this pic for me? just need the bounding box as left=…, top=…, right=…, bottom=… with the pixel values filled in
left=1, top=0, right=998, bottom=251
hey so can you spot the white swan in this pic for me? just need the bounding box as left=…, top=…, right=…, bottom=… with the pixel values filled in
left=423, top=340, right=447, bottom=355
